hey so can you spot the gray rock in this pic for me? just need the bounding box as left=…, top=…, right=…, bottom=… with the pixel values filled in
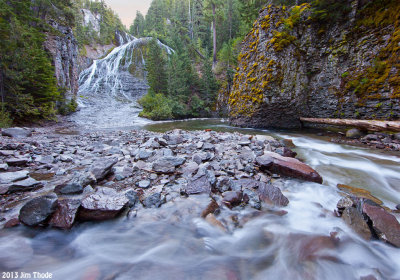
left=185, top=175, right=211, bottom=195
left=6, top=157, right=30, bottom=166
left=336, top=197, right=354, bottom=215
left=136, top=149, right=154, bottom=160
left=2, top=127, right=32, bottom=138
left=243, top=188, right=261, bottom=210
left=125, top=190, right=138, bottom=208
left=143, top=192, right=162, bottom=208
left=164, top=134, right=183, bottom=145
left=90, top=157, right=118, bottom=181
left=79, top=187, right=129, bottom=221
left=0, top=163, right=8, bottom=171
left=0, top=170, right=29, bottom=184
left=138, top=180, right=151, bottom=188
left=0, top=150, right=14, bottom=156
left=19, top=194, right=58, bottom=226
left=346, top=128, right=364, bottom=139
left=394, top=133, right=400, bottom=141
left=35, top=155, right=55, bottom=165
left=55, top=182, right=83, bottom=195
left=60, top=154, right=73, bottom=162
left=152, top=156, right=186, bottom=173
left=6, top=177, right=43, bottom=193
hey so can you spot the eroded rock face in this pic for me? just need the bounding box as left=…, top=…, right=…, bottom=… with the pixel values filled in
left=229, top=3, right=400, bottom=129
left=256, top=152, right=323, bottom=183
left=78, top=187, right=129, bottom=221
left=19, top=194, right=58, bottom=226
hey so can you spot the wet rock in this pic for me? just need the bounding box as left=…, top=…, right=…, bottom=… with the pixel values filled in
left=3, top=218, right=20, bottom=228
left=0, top=170, right=29, bottom=184
left=90, top=157, right=118, bottom=181
left=396, top=204, right=400, bottom=210
left=125, top=190, right=138, bottom=207
left=362, top=203, right=400, bottom=247
left=336, top=197, right=354, bottom=215
left=294, top=234, right=338, bottom=262
left=243, top=189, right=261, bottom=210
left=185, top=175, right=211, bottom=195
left=143, top=192, right=162, bottom=208
left=6, top=177, right=43, bottom=193
left=55, top=182, right=83, bottom=195
left=152, top=156, right=186, bottom=173
left=1, top=127, right=32, bottom=138
left=79, top=187, right=129, bottom=221
left=337, top=184, right=382, bottom=205
left=138, top=180, right=151, bottom=188
left=346, top=128, right=364, bottom=139
left=281, top=139, right=295, bottom=148
left=0, top=236, right=33, bottom=269
left=49, top=199, right=81, bottom=229
left=257, top=182, right=289, bottom=207
left=222, top=191, right=243, bottom=209
left=6, top=157, right=30, bottom=166
left=19, top=194, right=58, bottom=226
left=342, top=207, right=372, bottom=240
left=201, top=199, right=220, bottom=218
left=256, top=152, right=323, bottom=183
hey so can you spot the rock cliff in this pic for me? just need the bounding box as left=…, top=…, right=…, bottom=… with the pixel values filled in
left=229, top=0, right=400, bottom=129
left=44, top=19, right=79, bottom=100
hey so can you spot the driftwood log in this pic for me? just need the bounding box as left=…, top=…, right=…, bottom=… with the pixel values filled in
left=300, top=117, right=400, bottom=132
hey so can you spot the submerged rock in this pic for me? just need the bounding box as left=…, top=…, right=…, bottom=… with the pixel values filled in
left=256, top=152, right=323, bottom=183
left=19, top=194, right=58, bottom=226
left=79, top=187, right=129, bottom=221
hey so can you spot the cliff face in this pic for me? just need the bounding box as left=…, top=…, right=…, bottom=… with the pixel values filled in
left=44, top=19, right=79, bottom=100
left=229, top=0, right=400, bottom=129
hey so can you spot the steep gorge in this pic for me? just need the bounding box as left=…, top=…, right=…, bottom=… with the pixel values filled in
left=229, top=0, right=400, bottom=129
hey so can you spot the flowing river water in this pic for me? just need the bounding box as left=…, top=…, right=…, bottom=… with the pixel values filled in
left=1, top=118, right=400, bottom=280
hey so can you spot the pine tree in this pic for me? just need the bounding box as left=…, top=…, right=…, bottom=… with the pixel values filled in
left=145, top=38, right=168, bottom=95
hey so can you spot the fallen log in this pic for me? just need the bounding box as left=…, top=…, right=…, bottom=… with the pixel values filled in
left=299, top=117, right=400, bottom=132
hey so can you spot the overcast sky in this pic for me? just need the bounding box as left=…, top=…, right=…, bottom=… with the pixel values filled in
left=104, top=0, right=152, bottom=27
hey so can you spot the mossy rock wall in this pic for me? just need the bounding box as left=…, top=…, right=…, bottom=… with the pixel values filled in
left=229, top=1, right=400, bottom=129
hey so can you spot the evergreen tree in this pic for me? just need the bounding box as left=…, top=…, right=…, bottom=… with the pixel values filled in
left=145, top=38, right=168, bottom=95
left=130, top=11, right=145, bottom=37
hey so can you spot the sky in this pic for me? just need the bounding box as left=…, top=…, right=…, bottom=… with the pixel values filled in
left=104, top=0, right=152, bottom=27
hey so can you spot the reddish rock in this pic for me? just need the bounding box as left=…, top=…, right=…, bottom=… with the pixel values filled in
left=201, top=199, right=220, bottom=218
left=3, top=218, right=20, bottom=228
left=362, top=203, right=400, bottom=247
left=222, top=191, right=243, bottom=209
left=49, top=199, right=81, bottom=229
left=258, top=182, right=289, bottom=207
left=256, top=152, right=322, bottom=183
left=291, top=234, right=338, bottom=262
left=78, top=187, right=129, bottom=221
left=205, top=213, right=227, bottom=232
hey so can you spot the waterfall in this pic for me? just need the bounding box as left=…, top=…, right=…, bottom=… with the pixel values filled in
left=72, top=37, right=173, bottom=129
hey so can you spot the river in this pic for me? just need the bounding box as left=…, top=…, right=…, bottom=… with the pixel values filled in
left=1, top=118, right=399, bottom=280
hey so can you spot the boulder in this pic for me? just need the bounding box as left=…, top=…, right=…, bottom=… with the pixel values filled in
left=0, top=170, right=29, bottom=184
left=19, top=194, right=58, bottom=226
left=341, top=207, right=372, bottom=240
left=79, top=187, right=129, bottom=221
left=1, top=127, right=32, bottom=138
left=185, top=175, right=211, bottom=195
left=362, top=203, right=400, bottom=247
left=243, top=188, right=261, bottom=210
left=336, top=197, right=354, bottom=216
left=257, top=182, right=289, bottom=207
left=90, top=157, right=118, bottom=181
left=49, top=199, right=81, bottom=229
left=256, top=152, right=323, bottom=183
left=346, top=128, right=364, bottom=139
left=152, top=156, right=186, bottom=173
left=0, top=163, right=8, bottom=171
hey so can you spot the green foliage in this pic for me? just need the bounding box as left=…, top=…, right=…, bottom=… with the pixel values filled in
left=130, top=11, right=145, bottom=37
left=0, top=107, right=12, bottom=128
left=146, top=39, right=168, bottom=94
left=138, top=92, right=173, bottom=120
left=0, top=0, right=61, bottom=122
left=310, top=0, right=352, bottom=22
left=59, top=98, right=78, bottom=115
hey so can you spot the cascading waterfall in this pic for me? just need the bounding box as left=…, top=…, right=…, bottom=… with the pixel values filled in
left=71, top=36, right=173, bottom=129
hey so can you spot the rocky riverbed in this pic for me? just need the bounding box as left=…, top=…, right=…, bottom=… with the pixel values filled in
left=1, top=125, right=400, bottom=253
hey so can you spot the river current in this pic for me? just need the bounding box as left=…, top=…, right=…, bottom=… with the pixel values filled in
left=1, top=118, right=400, bottom=280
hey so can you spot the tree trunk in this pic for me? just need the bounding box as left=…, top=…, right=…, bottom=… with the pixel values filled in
left=300, top=117, right=400, bottom=132
left=212, top=2, right=217, bottom=66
